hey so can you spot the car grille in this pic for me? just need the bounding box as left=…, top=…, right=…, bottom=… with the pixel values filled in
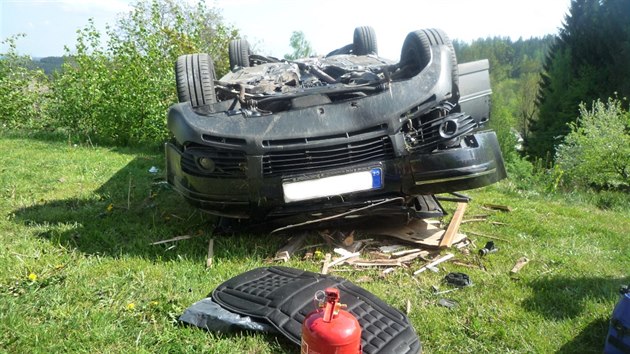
left=181, top=145, right=247, bottom=178
left=404, top=112, right=477, bottom=152
left=262, top=135, right=394, bottom=176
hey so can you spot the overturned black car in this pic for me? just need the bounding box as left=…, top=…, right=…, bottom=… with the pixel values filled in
left=165, top=27, right=506, bottom=223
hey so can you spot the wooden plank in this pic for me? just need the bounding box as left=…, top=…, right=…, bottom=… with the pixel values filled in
left=365, top=218, right=466, bottom=248
left=482, top=203, right=513, bottom=212
left=321, top=253, right=332, bottom=275
left=439, top=202, right=468, bottom=248
left=348, top=250, right=429, bottom=267
left=510, top=257, right=530, bottom=274
left=206, top=238, right=214, bottom=268
left=466, top=230, right=511, bottom=243
left=273, top=232, right=308, bottom=262
left=413, top=253, right=454, bottom=275
left=150, top=234, right=193, bottom=245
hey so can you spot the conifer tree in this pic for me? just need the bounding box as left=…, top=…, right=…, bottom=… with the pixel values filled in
left=526, top=0, right=630, bottom=161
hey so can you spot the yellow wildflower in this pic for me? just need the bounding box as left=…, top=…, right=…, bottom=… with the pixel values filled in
left=28, top=273, right=37, bottom=281
left=106, top=203, right=114, bottom=212
left=126, top=303, right=136, bottom=311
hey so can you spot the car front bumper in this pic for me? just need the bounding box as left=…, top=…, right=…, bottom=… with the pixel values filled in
left=165, top=130, right=506, bottom=219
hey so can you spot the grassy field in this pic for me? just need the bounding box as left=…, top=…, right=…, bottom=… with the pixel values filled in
left=1, top=131, right=628, bottom=353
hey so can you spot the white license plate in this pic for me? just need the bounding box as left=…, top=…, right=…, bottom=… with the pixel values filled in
left=283, top=168, right=383, bottom=203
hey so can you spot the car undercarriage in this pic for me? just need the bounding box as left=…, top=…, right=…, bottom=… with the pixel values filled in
left=165, top=27, right=506, bottom=225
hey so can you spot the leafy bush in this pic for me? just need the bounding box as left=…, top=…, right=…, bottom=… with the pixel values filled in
left=555, top=97, right=630, bottom=190
left=49, top=0, right=239, bottom=146
left=0, top=35, right=50, bottom=129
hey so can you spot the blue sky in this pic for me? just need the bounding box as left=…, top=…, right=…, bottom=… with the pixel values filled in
left=1, top=0, right=572, bottom=59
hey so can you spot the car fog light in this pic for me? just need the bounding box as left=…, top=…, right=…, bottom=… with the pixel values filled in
left=439, top=119, right=458, bottom=138
left=198, top=157, right=215, bottom=172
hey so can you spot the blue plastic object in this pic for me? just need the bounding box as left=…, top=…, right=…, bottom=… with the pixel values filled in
left=604, top=285, right=630, bottom=354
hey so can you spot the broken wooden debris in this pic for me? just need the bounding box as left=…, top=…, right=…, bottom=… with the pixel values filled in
left=339, top=230, right=355, bottom=247
left=318, top=230, right=335, bottom=247
left=327, top=248, right=361, bottom=268
left=461, top=218, right=489, bottom=224
left=382, top=268, right=396, bottom=275
left=348, top=250, right=428, bottom=267
left=379, top=245, right=405, bottom=253
left=465, top=230, right=511, bottom=243
left=438, top=202, right=468, bottom=248
left=344, top=240, right=364, bottom=253
left=206, top=238, right=214, bottom=268
left=413, top=253, right=454, bottom=275
left=392, top=248, right=424, bottom=257
left=150, top=234, right=194, bottom=245
left=270, top=197, right=405, bottom=233
left=510, top=257, right=530, bottom=274
left=452, top=260, right=480, bottom=269
left=366, top=218, right=467, bottom=248
left=349, top=259, right=407, bottom=267
left=273, top=232, right=308, bottom=262
left=321, top=253, right=332, bottom=275
left=482, top=203, right=513, bottom=212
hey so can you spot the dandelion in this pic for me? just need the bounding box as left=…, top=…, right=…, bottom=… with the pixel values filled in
left=150, top=301, right=159, bottom=307
left=126, top=302, right=136, bottom=311
left=28, top=273, right=37, bottom=282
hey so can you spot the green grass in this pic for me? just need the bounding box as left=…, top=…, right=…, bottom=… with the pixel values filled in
left=1, top=131, right=628, bottom=353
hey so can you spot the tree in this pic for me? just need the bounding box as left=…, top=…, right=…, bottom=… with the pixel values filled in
left=526, top=0, right=630, bottom=161
left=0, top=34, right=49, bottom=129
left=49, top=0, right=239, bottom=145
left=556, top=97, right=630, bottom=189
left=453, top=36, right=554, bottom=156
left=284, top=31, right=315, bottom=60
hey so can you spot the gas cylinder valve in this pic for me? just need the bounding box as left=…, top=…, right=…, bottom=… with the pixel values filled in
left=301, top=287, right=362, bottom=354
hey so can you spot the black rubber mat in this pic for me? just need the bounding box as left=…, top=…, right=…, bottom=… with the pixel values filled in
left=212, top=266, right=421, bottom=354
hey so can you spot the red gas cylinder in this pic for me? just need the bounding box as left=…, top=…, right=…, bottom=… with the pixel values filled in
left=301, top=287, right=362, bottom=354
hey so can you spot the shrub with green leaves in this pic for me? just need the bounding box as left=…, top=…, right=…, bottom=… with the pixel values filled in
left=555, top=97, right=630, bottom=190
left=0, top=34, right=50, bottom=129
left=49, top=0, right=239, bottom=146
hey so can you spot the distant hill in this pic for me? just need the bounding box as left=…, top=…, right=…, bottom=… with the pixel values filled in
left=30, top=56, right=64, bottom=76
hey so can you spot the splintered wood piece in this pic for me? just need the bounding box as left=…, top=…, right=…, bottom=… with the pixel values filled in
left=328, top=251, right=361, bottom=268
left=483, top=203, right=513, bottom=212
left=349, top=259, right=404, bottom=267
left=394, top=250, right=429, bottom=263
left=365, top=218, right=466, bottom=248
left=392, top=248, right=423, bottom=257
left=348, top=250, right=428, bottom=267
left=321, top=253, right=332, bottom=274
left=206, top=238, right=214, bottom=268
left=273, top=232, right=308, bottom=262
left=339, top=230, right=355, bottom=247
left=510, top=257, right=530, bottom=274
left=413, top=253, right=454, bottom=275
left=150, top=234, right=193, bottom=245
left=439, top=203, right=468, bottom=248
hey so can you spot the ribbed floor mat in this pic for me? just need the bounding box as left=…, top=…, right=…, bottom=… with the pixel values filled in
left=212, top=266, right=421, bottom=354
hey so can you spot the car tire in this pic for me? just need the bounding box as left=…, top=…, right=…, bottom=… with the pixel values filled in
left=399, top=30, right=432, bottom=76
left=175, top=53, right=217, bottom=107
left=353, top=26, right=378, bottom=55
left=421, top=28, right=459, bottom=87
left=229, top=39, right=250, bottom=70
